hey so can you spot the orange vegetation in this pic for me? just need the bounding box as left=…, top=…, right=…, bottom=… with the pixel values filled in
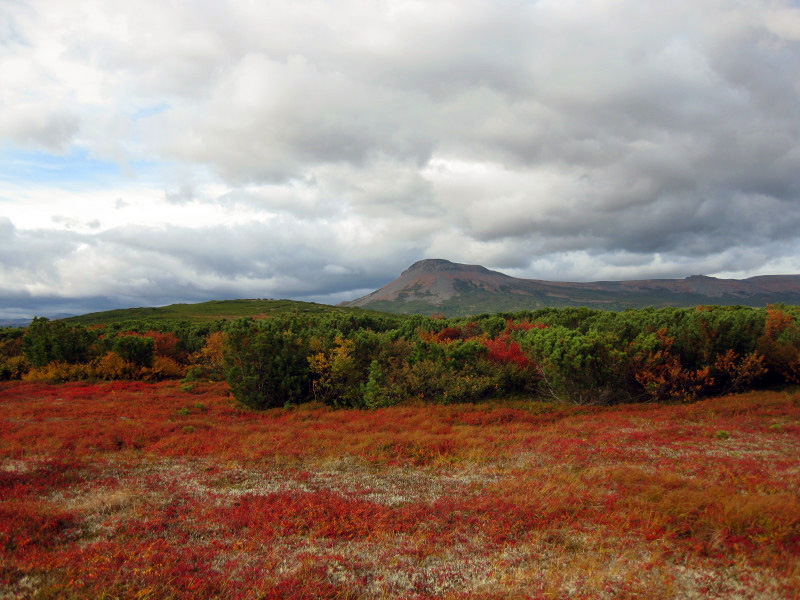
left=1, top=381, right=799, bottom=599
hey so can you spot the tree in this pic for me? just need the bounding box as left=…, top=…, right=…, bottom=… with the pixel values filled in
left=22, top=317, right=93, bottom=367
left=224, top=318, right=311, bottom=409
left=113, top=335, right=154, bottom=368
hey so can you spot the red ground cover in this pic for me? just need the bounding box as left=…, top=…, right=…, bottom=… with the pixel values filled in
left=1, top=380, right=799, bottom=598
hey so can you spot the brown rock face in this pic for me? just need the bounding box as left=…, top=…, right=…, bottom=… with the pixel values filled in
left=350, top=259, right=519, bottom=305
left=342, top=259, right=800, bottom=316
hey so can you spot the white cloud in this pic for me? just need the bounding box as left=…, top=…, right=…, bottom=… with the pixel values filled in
left=1, top=0, right=800, bottom=316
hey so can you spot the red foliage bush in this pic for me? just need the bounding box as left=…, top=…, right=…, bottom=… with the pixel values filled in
left=434, top=327, right=463, bottom=343
left=481, top=337, right=535, bottom=370
left=504, top=319, right=547, bottom=332
left=1, top=381, right=799, bottom=598
left=119, top=330, right=183, bottom=360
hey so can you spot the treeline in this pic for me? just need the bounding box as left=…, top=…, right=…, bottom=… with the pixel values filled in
left=0, top=317, right=225, bottom=383
left=2, top=305, right=800, bottom=406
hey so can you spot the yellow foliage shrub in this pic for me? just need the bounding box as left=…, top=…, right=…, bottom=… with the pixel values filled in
left=143, top=356, right=186, bottom=381
left=93, top=352, right=140, bottom=380
left=22, top=361, right=91, bottom=383
left=0, top=356, right=30, bottom=380
left=188, top=331, right=225, bottom=380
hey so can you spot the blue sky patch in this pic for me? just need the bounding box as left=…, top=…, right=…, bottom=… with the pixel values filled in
left=0, top=146, right=159, bottom=188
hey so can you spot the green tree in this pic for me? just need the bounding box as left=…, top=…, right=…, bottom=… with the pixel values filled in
left=520, top=326, right=628, bottom=404
left=22, top=317, right=93, bottom=367
left=113, top=335, right=154, bottom=368
left=361, top=360, right=385, bottom=408
left=224, top=318, right=312, bottom=409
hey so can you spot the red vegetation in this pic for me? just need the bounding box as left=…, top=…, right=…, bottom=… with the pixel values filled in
left=481, top=337, right=534, bottom=370
left=481, top=320, right=543, bottom=371
left=2, top=381, right=799, bottom=598
left=504, top=319, right=547, bottom=332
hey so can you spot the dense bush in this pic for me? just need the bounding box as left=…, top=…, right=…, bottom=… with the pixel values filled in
left=6, top=305, right=800, bottom=407
left=112, top=335, right=155, bottom=368
left=22, top=317, right=93, bottom=367
left=223, top=318, right=312, bottom=409
left=0, top=355, right=29, bottom=380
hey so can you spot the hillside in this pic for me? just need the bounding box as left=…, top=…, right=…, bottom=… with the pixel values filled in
left=342, top=259, right=800, bottom=316
left=60, top=298, right=389, bottom=326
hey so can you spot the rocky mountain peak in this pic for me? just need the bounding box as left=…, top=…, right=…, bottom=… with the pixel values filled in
left=401, top=259, right=492, bottom=276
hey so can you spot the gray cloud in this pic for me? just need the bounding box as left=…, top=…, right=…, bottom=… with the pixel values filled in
left=1, top=0, right=800, bottom=316
left=0, top=215, right=424, bottom=317
left=0, top=105, right=80, bottom=151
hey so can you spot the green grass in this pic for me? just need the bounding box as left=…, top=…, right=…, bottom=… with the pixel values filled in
left=60, top=299, right=395, bottom=326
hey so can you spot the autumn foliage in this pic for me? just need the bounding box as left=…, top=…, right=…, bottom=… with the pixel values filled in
left=4, top=305, right=800, bottom=597
left=3, top=304, right=800, bottom=407
left=1, top=380, right=799, bottom=598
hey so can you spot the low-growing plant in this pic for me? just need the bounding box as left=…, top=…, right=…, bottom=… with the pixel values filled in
left=0, top=355, right=29, bottom=380
left=144, top=356, right=186, bottom=381
left=1, top=382, right=798, bottom=598
left=22, top=360, right=92, bottom=383
left=93, top=351, right=140, bottom=380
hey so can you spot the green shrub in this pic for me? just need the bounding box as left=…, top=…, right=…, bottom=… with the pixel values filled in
left=224, top=318, right=312, bottom=409
left=113, top=335, right=154, bottom=368
left=22, top=317, right=93, bottom=367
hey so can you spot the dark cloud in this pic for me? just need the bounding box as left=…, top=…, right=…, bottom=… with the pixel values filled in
left=1, top=0, right=800, bottom=316
left=0, top=216, right=423, bottom=318
left=0, top=217, right=82, bottom=276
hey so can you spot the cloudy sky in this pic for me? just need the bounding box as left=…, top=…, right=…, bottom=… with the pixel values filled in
left=2, top=0, right=800, bottom=319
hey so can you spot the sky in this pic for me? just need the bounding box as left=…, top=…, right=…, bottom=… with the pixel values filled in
left=2, top=0, right=800, bottom=319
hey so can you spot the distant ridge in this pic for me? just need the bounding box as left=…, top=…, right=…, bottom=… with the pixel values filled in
left=341, top=259, right=800, bottom=316
left=59, top=298, right=394, bottom=327
left=0, top=318, right=31, bottom=328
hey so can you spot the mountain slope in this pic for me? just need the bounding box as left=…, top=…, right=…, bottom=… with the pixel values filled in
left=342, top=259, right=800, bottom=316
left=59, top=299, right=394, bottom=327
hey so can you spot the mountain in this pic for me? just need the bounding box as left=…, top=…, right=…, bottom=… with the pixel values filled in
left=341, top=259, right=800, bottom=316
left=0, top=318, right=32, bottom=328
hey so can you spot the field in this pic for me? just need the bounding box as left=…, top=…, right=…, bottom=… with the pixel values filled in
left=2, top=381, right=799, bottom=599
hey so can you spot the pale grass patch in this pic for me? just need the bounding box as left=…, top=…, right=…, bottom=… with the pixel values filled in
left=668, top=564, right=791, bottom=600
left=695, top=431, right=800, bottom=460
left=51, top=480, right=152, bottom=545
left=474, top=529, right=791, bottom=600
left=138, top=454, right=503, bottom=507
left=0, top=574, right=45, bottom=600
left=0, top=458, right=33, bottom=473
left=250, top=534, right=502, bottom=598
left=64, top=486, right=140, bottom=516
